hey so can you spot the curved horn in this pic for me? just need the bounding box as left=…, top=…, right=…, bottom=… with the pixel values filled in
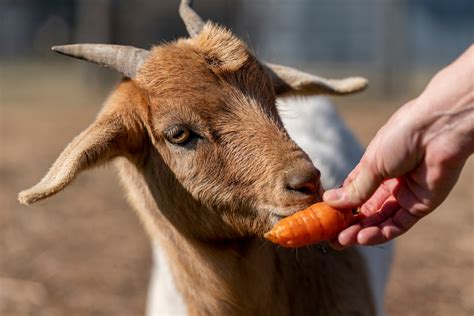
left=52, top=44, right=150, bottom=78
left=265, top=63, right=368, bottom=96
left=179, top=0, right=205, bottom=37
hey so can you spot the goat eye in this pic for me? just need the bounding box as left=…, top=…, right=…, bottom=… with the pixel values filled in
left=165, top=125, right=191, bottom=145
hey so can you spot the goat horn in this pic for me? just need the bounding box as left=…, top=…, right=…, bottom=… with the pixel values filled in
left=179, top=0, right=205, bottom=37
left=265, top=63, right=368, bottom=95
left=51, top=44, right=150, bottom=78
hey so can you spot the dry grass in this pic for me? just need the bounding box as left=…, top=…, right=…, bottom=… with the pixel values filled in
left=1, top=63, right=472, bottom=315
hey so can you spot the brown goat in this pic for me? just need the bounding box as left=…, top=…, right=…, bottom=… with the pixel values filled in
left=19, top=1, right=377, bottom=315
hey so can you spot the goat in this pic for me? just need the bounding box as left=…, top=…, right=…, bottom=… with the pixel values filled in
left=19, top=1, right=392, bottom=315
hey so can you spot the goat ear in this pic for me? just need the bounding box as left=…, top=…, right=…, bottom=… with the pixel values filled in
left=18, top=115, right=135, bottom=205
left=265, top=63, right=368, bottom=96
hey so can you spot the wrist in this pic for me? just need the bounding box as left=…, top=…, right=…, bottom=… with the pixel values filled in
left=414, top=45, right=474, bottom=160
left=422, top=104, right=474, bottom=163
left=419, top=45, right=474, bottom=113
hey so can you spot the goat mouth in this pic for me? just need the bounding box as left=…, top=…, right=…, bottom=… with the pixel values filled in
left=271, top=204, right=309, bottom=217
left=268, top=187, right=324, bottom=222
left=260, top=182, right=324, bottom=226
left=268, top=200, right=320, bottom=224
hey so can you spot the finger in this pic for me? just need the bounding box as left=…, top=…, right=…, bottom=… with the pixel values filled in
left=359, top=181, right=393, bottom=216
left=337, top=223, right=362, bottom=247
left=381, top=178, right=400, bottom=192
left=381, top=208, right=422, bottom=239
left=329, top=238, right=346, bottom=250
left=356, top=207, right=422, bottom=245
left=392, top=177, right=432, bottom=218
left=324, top=165, right=384, bottom=208
left=357, top=226, right=388, bottom=245
left=343, top=163, right=363, bottom=186
left=360, top=197, right=399, bottom=227
left=328, top=163, right=363, bottom=201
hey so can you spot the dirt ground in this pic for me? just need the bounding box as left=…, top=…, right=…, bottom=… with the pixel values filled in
left=1, top=64, right=473, bottom=315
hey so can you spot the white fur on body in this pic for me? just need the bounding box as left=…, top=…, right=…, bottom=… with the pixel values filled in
left=147, top=242, right=187, bottom=315
left=146, top=97, right=393, bottom=316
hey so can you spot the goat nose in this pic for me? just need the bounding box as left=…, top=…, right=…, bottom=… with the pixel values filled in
left=285, top=167, right=321, bottom=195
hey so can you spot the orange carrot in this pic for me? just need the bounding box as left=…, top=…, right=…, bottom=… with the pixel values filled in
left=264, top=202, right=354, bottom=248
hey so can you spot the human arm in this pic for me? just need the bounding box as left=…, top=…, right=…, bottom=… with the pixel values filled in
left=323, top=45, right=474, bottom=246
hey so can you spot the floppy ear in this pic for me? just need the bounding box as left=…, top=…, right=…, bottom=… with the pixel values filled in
left=18, top=114, right=136, bottom=205
left=265, top=63, right=368, bottom=97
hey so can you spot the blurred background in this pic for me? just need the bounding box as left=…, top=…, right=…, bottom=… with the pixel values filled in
left=1, top=0, right=473, bottom=315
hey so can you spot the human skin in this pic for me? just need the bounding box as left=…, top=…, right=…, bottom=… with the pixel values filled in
left=323, top=45, right=474, bottom=247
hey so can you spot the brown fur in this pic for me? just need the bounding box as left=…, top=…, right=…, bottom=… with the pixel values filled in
left=20, top=23, right=374, bottom=315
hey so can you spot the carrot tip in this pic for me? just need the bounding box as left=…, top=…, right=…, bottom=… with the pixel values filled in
left=265, top=231, right=280, bottom=243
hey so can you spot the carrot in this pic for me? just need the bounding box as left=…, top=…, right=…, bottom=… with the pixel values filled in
left=264, top=202, right=354, bottom=248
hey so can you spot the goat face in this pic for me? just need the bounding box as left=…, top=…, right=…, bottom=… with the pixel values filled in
left=18, top=2, right=367, bottom=242
left=132, top=25, right=322, bottom=240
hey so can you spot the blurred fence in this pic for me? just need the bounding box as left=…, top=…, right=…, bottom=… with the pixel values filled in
left=1, top=0, right=473, bottom=97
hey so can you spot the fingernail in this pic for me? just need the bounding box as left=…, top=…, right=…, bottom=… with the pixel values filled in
left=323, top=189, right=343, bottom=202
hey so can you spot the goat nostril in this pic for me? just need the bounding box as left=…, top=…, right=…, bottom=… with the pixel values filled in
left=286, top=172, right=319, bottom=195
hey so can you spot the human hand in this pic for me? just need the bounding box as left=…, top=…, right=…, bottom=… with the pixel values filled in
left=324, top=45, right=474, bottom=247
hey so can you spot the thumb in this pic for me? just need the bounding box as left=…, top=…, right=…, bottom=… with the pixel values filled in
left=323, top=165, right=384, bottom=208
